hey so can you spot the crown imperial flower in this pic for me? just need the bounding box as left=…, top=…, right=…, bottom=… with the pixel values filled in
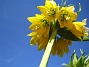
left=56, top=6, right=77, bottom=29
left=71, top=19, right=88, bottom=39
left=38, top=0, right=59, bottom=21
left=27, top=0, right=89, bottom=57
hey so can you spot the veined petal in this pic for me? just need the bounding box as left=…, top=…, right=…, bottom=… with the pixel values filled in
left=71, top=19, right=88, bottom=39
left=38, top=0, right=59, bottom=21
left=51, top=41, right=57, bottom=56
left=45, top=1, right=57, bottom=9
left=35, top=26, right=46, bottom=35
left=37, top=6, right=47, bottom=14
left=69, top=12, right=77, bottom=20
left=64, top=20, right=72, bottom=29
left=29, top=23, right=40, bottom=30
left=57, top=6, right=77, bottom=29
left=58, top=20, right=64, bottom=28
left=27, top=32, right=37, bottom=36
left=67, top=40, right=72, bottom=46
left=27, top=17, right=36, bottom=23
left=52, top=38, right=71, bottom=57
left=73, top=19, right=86, bottom=26
left=57, top=38, right=71, bottom=54
left=44, top=26, right=50, bottom=37
left=38, top=35, right=49, bottom=51
left=67, top=6, right=75, bottom=12
left=45, top=1, right=52, bottom=9
left=30, top=37, right=38, bottom=45
left=27, top=16, right=41, bottom=23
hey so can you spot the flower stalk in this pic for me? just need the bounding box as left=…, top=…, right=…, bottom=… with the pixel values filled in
left=39, top=25, right=57, bottom=67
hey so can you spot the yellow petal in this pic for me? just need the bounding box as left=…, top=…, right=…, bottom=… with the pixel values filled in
left=71, top=20, right=87, bottom=38
left=27, top=17, right=40, bottom=23
left=45, top=1, right=57, bottom=9
left=38, top=35, right=49, bottom=51
left=27, top=32, right=37, bottom=37
left=35, top=26, right=46, bottom=35
left=51, top=41, right=57, bottom=56
left=59, top=20, right=64, bottom=28
left=69, top=12, right=77, bottom=20
left=67, top=6, right=75, bottom=12
left=64, top=20, right=72, bottom=29
left=29, top=23, right=40, bottom=30
left=56, top=38, right=70, bottom=57
left=30, top=37, right=38, bottom=45
left=37, top=6, right=47, bottom=14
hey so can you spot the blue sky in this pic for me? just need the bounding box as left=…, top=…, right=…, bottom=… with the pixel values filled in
left=0, top=0, right=89, bottom=67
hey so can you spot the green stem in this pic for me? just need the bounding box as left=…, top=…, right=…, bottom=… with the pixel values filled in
left=39, top=29, right=57, bottom=67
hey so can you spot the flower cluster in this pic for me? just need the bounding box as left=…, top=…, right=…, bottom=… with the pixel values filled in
left=27, top=0, right=89, bottom=57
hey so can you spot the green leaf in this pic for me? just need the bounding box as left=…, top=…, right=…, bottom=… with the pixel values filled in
left=62, top=63, right=70, bottom=67
left=69, top=56, right=74, bottom=67
left=73, top=51, right=78, bottom=66
left=84, top=55, right=89, bottom=67
left=61, top=0, right=67, bottom=7
left=62, top=49, right=89, bottom=67
left=76, top=56, right=85, bottom=67
left=82, top=36, right=89, bottom=41
left=63, top=0, right=67, bottom=6
left=57, top=27, right=81, bottom=41
left=68, top=51, right=76, bottom=67
left=77, top=3, right=81, bottom=15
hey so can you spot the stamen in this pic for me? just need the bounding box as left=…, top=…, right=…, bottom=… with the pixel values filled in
left=66, top=17, right=70, bottom=20
left=46, top=8, right=56, bottom=17
left=35, top=26, right=39, bottom=30
left=37, top=35, right=39, bottom=37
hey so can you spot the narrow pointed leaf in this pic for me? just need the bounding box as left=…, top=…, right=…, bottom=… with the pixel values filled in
left=73, top=52, right=78, bottom=65
left=62, top=63, right=70, bottom=67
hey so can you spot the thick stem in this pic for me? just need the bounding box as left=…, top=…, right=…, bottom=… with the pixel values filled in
left=39, top=29, right=57, bottom=67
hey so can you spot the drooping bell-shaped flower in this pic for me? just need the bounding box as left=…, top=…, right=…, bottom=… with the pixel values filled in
left=38, top=0, right=59, bottom=21
left=56, top=6, right=77, bottom=29
left=71, top=19, right=89, bottom=39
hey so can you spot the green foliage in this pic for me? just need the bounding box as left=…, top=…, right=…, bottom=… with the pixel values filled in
left=63, top=49, right=89, bottom=67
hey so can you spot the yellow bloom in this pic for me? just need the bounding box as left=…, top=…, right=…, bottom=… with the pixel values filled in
left=52, top=38, right=72, bottom=57
left=28, top=31, right=49, bottom=51
left=27, top=0, right=89, bottom=59
left=38, top=35, right=49, bottom=51
left=27, top=14, right=50, bottom=36
left=71, top=19, right=89, bottom=39
left=27, top=14, right=50, bottom=50
left=27, top=32, right=39, bottom=45
left=37, top=0, right=59, bottom=21
left=56, top=6, right=77, bottom=29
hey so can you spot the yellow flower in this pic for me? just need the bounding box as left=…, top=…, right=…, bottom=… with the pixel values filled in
left=28, top=32, right=39, bottom=45
left=27, top=14, right=50, bottom=36
left=52, top=38, right=72, bottom=57
left=38, top=35, right=49, bottom=51
left=71, top=19, right=89, bottom=39
left=28, top=31, right=49, bottom=51
left=56, top=6, right=77, bottom=29
left=37, top=0, right=59, bottom=21
left=27, top=14, right=50, bottom=50
left=27, top=0, right=89, bottom=59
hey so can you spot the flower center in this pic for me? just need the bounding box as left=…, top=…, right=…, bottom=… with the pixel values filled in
left=41, top=19, right=49, bottom=27
left=46, top=8, right=56, bottom=18
left=60, top=10, right=70, bottom=21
